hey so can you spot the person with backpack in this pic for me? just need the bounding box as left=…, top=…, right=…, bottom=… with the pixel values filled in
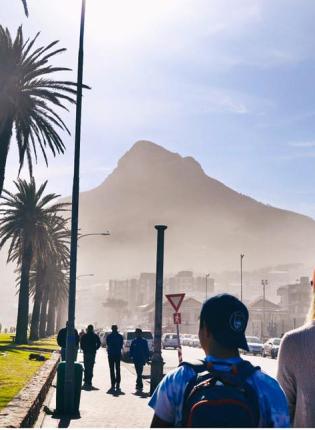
left=149, top=294, right=290, bottom=427
left=80, top=324, right=101, bottom=389
left=106, top=325, right=124, bottom=391
left=130, top=328, right=150, bottom=391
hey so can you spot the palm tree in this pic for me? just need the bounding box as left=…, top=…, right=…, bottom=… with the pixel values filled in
left=0, top=178, right=68, bottom=344
left=29, top=215, right=70, bottom=340
left=0, top=25, right=83, bottom=196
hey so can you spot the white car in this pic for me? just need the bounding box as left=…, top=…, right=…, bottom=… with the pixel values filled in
left=262, top=337, right=281, bottom=359
left=122, top=330, right=153, bottom=361
left=162, top=333, right=179, bottom=349
left=244, top=336, right=263, bottom=355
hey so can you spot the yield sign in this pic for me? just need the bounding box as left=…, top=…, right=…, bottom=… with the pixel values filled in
left=166, top=293, right=185, bottom=312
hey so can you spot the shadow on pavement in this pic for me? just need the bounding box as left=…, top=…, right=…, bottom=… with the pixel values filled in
left=132, top=391, right=151, bottom=398
left=81, top=385, right=100, bottom=391
left=106, top=388, right=126, bottom=397
left=58, top=417, right=71, bottom=428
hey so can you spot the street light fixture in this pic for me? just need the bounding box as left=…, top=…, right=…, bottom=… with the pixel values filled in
left=64, top=0, right=86, bottom=416
left=205, top=274, right=210, bottom=300
left=77, top=274, right=94, bottom=279
left=78, top=231, right=110, bottom=240
left=240, top=254, right=244, bottom=302
left=261, top=279, right=268, bottom=339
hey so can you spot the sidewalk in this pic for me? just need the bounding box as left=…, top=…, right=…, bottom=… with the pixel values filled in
left=38, top=349, right=153, bottom=428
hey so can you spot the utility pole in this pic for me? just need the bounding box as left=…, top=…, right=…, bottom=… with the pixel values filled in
left=150, top=225, right=167, bottom=395
left=240, top=254, right=244, bottom=302
left=64, top=0, right=86, bottom=415
left=261, top=279, right=268, bottom=339
left=205, top=273, right=210, bottom=300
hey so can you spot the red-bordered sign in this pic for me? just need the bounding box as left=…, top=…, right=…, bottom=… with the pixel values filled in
left=166, top=293, right=185, bottom=312
left=173, top=312, right=181, bottom=324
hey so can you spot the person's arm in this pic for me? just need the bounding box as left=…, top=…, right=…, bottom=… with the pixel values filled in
left=119, top=334, right=123, bottom=350
left=277, top=335, right=296, bottom=424
left=96, top=334, right=101, bottom=350
left=57, top=330, right=62, bottom=347
left=151, top=414, right=173, bottom=428
left=130, top=340, right=134, bottom=359
left=75, top=330, right=80, bottom=346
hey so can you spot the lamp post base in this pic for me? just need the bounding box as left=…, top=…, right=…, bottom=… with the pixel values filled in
left=150, top=352, right=164, bottom=395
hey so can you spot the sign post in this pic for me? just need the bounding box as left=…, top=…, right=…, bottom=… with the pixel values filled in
left=166, top=293, right=185, bottom=363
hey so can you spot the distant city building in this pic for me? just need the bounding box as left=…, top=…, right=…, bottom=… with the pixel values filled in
left=108, top=271, right=215, bottom=307
left=277, top=276, right=311, bottom=328
left=247, top=297, right=288, bottom=339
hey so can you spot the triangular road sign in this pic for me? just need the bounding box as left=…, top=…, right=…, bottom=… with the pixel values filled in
left=165, top=293, right=185, bottom=311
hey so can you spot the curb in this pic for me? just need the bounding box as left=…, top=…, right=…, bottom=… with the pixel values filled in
left=0, top=351, right=60, bottom=428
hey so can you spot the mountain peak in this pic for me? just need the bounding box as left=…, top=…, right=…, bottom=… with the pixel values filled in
left=118, top=140, right=203, bottom=172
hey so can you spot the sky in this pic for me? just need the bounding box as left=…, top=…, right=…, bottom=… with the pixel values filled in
left=2, top=0, right=315, bottom=218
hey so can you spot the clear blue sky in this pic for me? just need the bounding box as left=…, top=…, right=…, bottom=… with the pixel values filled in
left=3, top=0, right=315, bottom=218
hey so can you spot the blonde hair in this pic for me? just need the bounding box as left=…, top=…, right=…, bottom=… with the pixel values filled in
left=306, top=287, right=315, bottom=323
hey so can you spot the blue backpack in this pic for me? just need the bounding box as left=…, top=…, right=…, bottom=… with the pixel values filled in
left=181, top=360, right=260, bottom=427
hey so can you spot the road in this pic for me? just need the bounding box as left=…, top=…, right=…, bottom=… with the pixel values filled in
left=123, top=345, right=278, bottom=379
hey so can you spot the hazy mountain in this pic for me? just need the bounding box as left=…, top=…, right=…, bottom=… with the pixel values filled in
left=73, top=140, right=315, bottom=278
left=2, top=139, right=315, bottom=326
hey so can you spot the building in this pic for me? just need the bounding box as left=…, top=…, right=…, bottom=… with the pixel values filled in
left=140, top=296, right=203, bottom=334
left=247, top=297, right=289, bottom=339
left=277, top=276, right=311, bottom=328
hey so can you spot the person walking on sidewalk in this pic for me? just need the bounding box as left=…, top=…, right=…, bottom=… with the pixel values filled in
left=80, top=324, right=101, bottom=389
left=57, top=321, right=80, bottom=361
left=149, top=294, right=290, bottom=427
left=106, top=324, right=124, bottom=391
left=130, top=328, right=150, bottom=391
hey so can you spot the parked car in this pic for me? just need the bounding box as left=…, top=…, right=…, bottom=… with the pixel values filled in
left=181, top=334, right=192, bottom=346
left=262, top=337, right=281, bottom=359
left=122, top=330, right=154, bottom=361
left=243, top=336, right=263, bottom=355
left=162, top=333, right=179, bottom=349
left=187, top=334, right=200, bottom=347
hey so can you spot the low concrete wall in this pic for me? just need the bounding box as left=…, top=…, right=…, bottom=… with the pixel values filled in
left=0, top=352, right=60, bottom=428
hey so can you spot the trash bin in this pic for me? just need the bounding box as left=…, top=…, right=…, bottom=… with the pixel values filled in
left=56, top=361, right=83, bottom=415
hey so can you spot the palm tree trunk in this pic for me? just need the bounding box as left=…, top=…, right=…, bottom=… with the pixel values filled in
left=56, top=299, right=67, bottom=332
left=0, top=117, right=13, bottom=196
left=29, top=274, right=42, bottom=341
left=39, top=288, right=48, bottom=338
left=15, top=244, right=33, bottom=344
left=46, top=290, right=56, bottom=336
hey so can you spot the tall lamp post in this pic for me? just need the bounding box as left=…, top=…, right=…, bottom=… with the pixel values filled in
left=240, top=254, right=244, bottom=302
left=150, top=225, right=167, bottom=395
left=261, top=279, right=268, bottom=339
left=64, top=0, right=86, bottom=416
left=205, top=273, right=210, bottom=300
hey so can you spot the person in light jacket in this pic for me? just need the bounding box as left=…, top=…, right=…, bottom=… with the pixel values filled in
left=277, top=277, right=315, bottom=427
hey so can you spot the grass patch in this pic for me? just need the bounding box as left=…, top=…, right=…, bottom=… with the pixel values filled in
left=0, top=334, right=58, bottom=410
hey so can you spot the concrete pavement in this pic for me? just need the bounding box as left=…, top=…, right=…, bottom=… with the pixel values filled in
left=38, top=346, right=278, bottom=428
left=38, top=349, right=153, bottom=428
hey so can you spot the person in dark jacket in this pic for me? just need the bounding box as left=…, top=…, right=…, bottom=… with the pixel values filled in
left=80, top=324, right=101, bottom=388
left=130, top=328, right=150, bottom=391
left=106, top=325, right=123, bottom=391
left=57, top=322, right=80, bottom=361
